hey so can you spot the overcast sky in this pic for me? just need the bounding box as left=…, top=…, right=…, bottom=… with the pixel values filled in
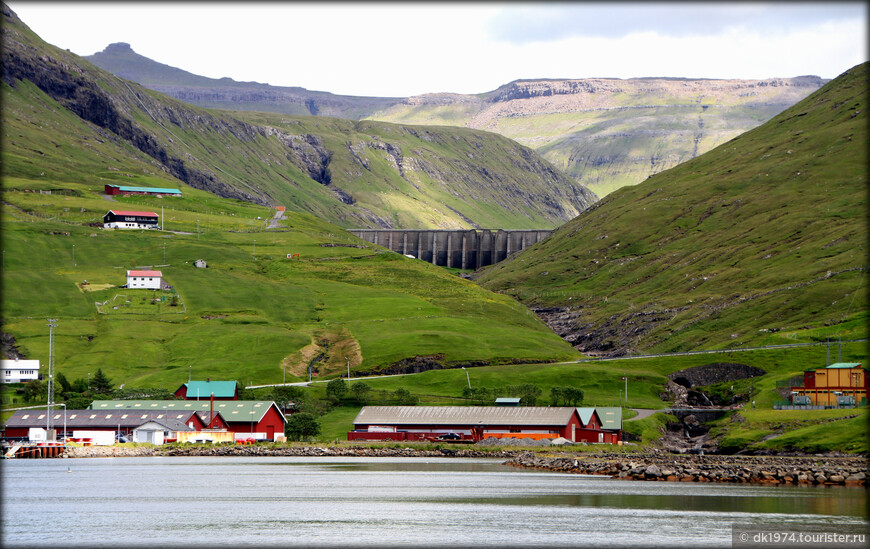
left=7, top=2, right=867, bottom=97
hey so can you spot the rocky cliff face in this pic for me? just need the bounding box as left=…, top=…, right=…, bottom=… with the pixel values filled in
left=5, top=8, right=598, bottom=230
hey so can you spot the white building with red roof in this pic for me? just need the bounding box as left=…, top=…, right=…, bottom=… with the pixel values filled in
left=127, top=270, right=163, bottom=289
left=103, top=210, right=159, bottom=229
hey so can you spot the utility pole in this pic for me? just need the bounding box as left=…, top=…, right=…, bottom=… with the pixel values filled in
left=346, top=357, right=350, bottom=384
left=72, top=244, right=75, bottom=267
left=623, top=376, right=628, bottom=404
left=46, top=319, right=57, bottom=434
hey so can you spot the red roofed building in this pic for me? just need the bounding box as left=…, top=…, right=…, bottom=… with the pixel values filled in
left=103, top=210, right=159, bottom=229
left=127, top=270, right=162, bottom=289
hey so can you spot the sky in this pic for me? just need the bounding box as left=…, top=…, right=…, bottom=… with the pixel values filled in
left=6, top=2, right=868, bottom=97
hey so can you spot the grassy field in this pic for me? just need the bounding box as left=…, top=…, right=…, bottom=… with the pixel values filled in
left=245, top=341, right=867, bottom=450
left=0, top=179, right=580, bottom=390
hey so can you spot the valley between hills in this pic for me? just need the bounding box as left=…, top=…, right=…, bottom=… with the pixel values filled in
left=1, top=3, right=867, bottom=455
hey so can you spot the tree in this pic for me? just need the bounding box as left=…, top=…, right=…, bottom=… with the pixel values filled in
left=393, top=387, right=418, bottom=406
left=502, top=384, right=542, bottom=406
left=284, top=413, right=321, bottom=441
left=550, top=386, right=584, bottom=406
left=462, top=386, right=491, bottom=406
left=326, top=378, right=347, bottom=403
left=22, top=379, right=46, bottom=402
left=70, top=377, right=88, bottom=393
left=90, top=368, right=113, bottom=394
left=55, top=372, right=72, bottom=393
left=351, top=382, right=371, bottom=404
left=271, top=386, right=304, bottom=409
left=62, top=393, right=92, bottom=410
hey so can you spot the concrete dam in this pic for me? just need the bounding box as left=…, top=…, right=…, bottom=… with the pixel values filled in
left=350, top=229, right=553, bottom=269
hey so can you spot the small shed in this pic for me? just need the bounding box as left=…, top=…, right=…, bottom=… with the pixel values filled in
left=133, top=418, right=193, bottom=445
left=495, top=398, right=521, bottom=407
left=126, top=270, right=162, bottom=290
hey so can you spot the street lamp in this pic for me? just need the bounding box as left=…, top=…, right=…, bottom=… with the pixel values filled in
left=621, top=376, right=628, bottom=404
left=461, top=367, right=471, bottom=389
left=60, top=403, right=66, bottom=444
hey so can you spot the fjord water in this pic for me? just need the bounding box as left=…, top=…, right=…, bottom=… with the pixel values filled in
left=2, top=456, right=865, bottom=548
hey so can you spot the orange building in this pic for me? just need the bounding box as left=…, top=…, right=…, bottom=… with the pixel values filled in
left=792, top=363, right=868, bottom=406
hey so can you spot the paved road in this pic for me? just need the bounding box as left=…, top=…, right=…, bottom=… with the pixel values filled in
left=626, top=408, right=659, bottom=421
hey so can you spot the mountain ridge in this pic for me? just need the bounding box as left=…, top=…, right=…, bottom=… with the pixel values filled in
left=85, top=42, right=826, bottom=198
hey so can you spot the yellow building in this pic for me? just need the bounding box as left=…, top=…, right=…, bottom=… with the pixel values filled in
left=792, top=363, right=868, bottom=406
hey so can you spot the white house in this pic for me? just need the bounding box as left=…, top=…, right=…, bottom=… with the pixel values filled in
left=103, top=210, right=159, bottom=229
left=1, top=359, right=40, bottom=384
left=126, top=270, right=162, bottom=289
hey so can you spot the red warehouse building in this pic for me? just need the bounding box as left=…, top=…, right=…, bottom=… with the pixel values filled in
left=91, top=400, right=286, bottom=441
left=348, top=406, right=615, bottom=443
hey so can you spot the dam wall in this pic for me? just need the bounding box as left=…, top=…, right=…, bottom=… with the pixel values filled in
left=349, top=229, right=552, bottom=269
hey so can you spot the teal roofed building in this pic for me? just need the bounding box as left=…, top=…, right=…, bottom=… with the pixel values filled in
left=105, top=184, right=182, bottom=196
left=174, top=379, right=239, bottom=400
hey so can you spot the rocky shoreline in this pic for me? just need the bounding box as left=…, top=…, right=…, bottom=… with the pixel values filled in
left=63, top=444, right=515, bottom=460
left=61, top=445, right=867, bottom=487
left=506, top=451, right=868, bottom=487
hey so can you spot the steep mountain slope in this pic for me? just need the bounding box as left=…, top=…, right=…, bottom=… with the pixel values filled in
left=475, top=63, right=868, bottom=356
left=85, top=43, right=824, bottom=199
left=86, top=42, right=402, bottom=119
left=2, top=7, right=595, bottom=230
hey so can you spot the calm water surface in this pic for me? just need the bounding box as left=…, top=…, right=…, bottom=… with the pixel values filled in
left=1, top=456, right=865, bottom=548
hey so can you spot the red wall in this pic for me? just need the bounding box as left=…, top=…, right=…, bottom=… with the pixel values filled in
left=225, top=405, right=285, bottom=440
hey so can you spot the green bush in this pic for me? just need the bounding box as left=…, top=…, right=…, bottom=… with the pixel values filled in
left=284, top=413, right=321, bottom=441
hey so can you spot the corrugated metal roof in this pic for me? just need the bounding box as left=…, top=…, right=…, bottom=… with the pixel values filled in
left=89, top=400, right=284, bottom=423
left=353, top=406, right=577, bottom=426
left=106, top=210, right=159, bottom=217
left=133, top=419, right=194, bottom=432
left=594, top=407, right=623, bottom=430
left=4, top=409, right=199, bottom=429
left=182, top=380, right=237, bottom=398
left=825, top=363, right=863, bottom=369
left=110, top=185, right=182, bottom=194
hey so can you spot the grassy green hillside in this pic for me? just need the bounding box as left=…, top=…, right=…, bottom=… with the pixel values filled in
left=475, top=63, right=868, bottom=355
left=370, top=79, right=824, bottom=198
left=257, top=340, right=866, bottom=451
left=0, top=180, right=580, bottom=388
left=1, top=6, right=596, bottom=231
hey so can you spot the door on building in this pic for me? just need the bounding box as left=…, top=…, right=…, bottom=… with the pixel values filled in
left=266, top=425, right=275, bottom=440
